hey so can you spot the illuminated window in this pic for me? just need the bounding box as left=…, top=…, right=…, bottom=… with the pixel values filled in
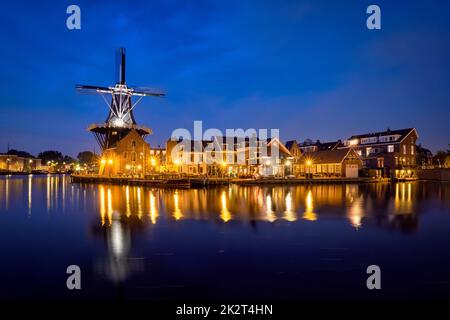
left=403, top=145, right=406, bottom=154
left=388, top=145, right=394, bottom=153
left=411, top=145, right=414, bottom=155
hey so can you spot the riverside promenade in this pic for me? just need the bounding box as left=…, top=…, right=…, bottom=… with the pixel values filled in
left=70, top=174, right=390, bottom=188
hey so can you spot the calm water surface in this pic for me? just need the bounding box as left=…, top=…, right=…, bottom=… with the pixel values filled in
left=0, top=174, right=449, bottom=299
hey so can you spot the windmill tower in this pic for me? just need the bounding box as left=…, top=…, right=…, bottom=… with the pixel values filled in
left=77, top=48, right=165, bottom=176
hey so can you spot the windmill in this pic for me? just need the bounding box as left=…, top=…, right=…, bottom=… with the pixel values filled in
left=76, top=48, right=165, bottom=150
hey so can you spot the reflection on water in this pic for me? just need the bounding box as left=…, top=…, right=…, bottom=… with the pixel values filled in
left=1, top=175, right=450, bottom=297
left=346, top=185, right=364, bottom=228
left=1, top=175, right=449, bottom=229
left=303, top=190, right=316, bottom=221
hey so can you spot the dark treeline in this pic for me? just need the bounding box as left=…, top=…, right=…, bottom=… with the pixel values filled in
left=5, top=149, right=99, bottom=165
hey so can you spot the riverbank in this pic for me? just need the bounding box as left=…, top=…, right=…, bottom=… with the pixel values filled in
left=0, top=170, right=48, bottom=176
left=70, top=174, right=393, bottom=188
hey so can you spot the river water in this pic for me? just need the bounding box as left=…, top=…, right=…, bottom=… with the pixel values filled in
left=0, top=174, right=449, bottom=299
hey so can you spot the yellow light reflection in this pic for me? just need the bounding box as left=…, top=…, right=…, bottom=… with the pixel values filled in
left=348, top=197, right=364, bottom=229
left=125, top=186, right=131, bottom=217
left=107, top=188, right=113, bottom=225
left=394, top=182, right=413, bottom=214
left=173, top=191, right=183, bottom=220
left=62, top=175, right=66, bottom=210
left=100, top=186, right=106, bottom=226
left=220, top=191, right=232, bottom=222
left=283, top=192, right=296, bottom=221
left=303, top=190, right=317, bottom=221
left=46, top=175, right=50, bottom=211
left=149, top=191, right=158, bottom=224
left=346, top=185, right=364, bottom=229
left=5, top=176, right=9, bottom=210
left=265, top=194, right=276, bottom=222
left=137, top=187, right=143, bottom=220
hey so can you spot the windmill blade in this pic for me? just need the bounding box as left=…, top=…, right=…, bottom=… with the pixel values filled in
left=116, top=47, right=126, bottom=85
left=130, top=86, right=165, bottom=97
left=76, top=84, right=113, bottom=94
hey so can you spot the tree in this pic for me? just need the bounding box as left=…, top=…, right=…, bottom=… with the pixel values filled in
left=416, top=144, right=432, bottom=165
left=436, top=144, right=450, bottom=156
left=77, top=151, right=99, bottom=164
left=6, top=149, right=34, bottom=158
left=63, top=155, right=75, bottom=164
left=38, top=150, right=64, bottom=164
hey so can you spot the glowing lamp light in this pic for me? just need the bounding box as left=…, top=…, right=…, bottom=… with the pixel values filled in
left=306, top=160, right=312, bottom=166
left=265, top=160, right=271, bottom=166
left=125, top=164, right=130, bottom=170
left=113, top=118, right=125, bottom=127
left=108, top=159, right=113, bottom=164
left=285, top=160, right=291, bottom=166
left=174, top=159, right=180, bottom=165
left=101, top=159, right=107, bottom=164
left=150, top=158, right=156, bottom=166
left=221, top=162, right=227, bottom=167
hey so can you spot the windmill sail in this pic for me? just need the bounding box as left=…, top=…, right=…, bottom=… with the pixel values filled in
left=76, top=48, right=165, bottom=151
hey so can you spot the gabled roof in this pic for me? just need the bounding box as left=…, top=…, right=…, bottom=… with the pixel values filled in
left=300, top=148, right=360, bottom=164
left=349, top=128, right=416, bottom=140
left=298, top=140, right=341, bottom=149
left=115, top=128, right=149, bottom=149
left=285, top=140, right=298, bottom=150
left=317, top=141, right=341, bottom=151
left=267, top=137, right=292, bottom=157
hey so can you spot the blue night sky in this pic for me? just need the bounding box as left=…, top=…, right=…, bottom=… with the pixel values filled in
left=0, top=0, right=449, bottom=156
